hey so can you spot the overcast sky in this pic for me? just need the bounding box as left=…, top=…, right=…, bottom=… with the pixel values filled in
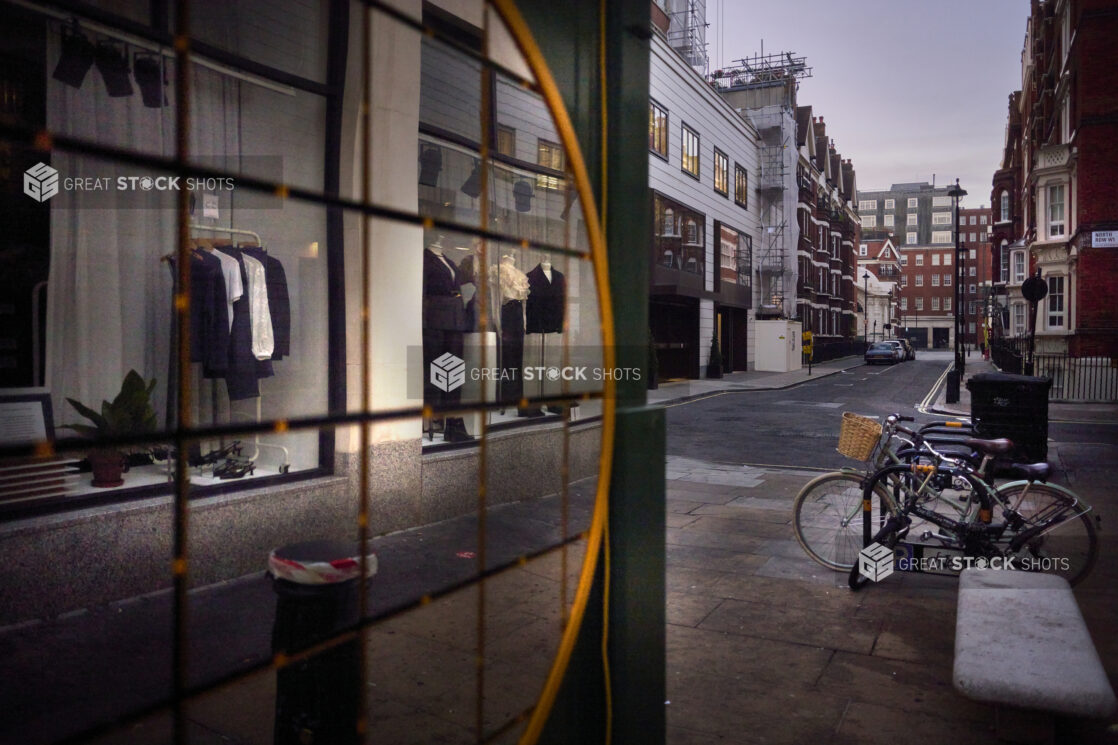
left=706, top=0, right=1028, bottom=207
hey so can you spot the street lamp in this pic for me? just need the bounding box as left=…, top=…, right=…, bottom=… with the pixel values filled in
left=946, top=178, right=967, bottom=403
left=862, top=270, right=870, bottom=348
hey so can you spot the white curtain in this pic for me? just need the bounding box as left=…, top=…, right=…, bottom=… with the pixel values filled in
left=45, top=27, right=240, bottom=431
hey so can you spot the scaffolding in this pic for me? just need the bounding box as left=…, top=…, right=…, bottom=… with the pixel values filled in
left=714, top=52, right=811, bottom=319
left=663, top=0, right=708, bottom=73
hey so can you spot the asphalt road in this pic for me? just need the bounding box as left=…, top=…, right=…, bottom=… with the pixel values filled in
left=665, top=352, right=1118, bottom=471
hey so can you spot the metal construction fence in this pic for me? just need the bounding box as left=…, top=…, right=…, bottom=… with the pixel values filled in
left=990, top=337, right=1118, bottom=402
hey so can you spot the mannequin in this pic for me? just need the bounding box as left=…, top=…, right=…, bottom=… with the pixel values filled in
left=422, top=233, right=473, bottom=442
left=490, top=254, right=532, bottom=410
left=526, top=259, right=567, bottom=414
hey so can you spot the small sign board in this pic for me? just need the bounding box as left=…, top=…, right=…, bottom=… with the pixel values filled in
left=1092, top=230, right=1118, bottom=248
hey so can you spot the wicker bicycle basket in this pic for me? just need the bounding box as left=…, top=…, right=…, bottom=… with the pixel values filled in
left=836, top=412, right=883, bottom=461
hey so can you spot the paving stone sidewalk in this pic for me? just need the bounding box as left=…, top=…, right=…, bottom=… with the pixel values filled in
left=663, top=455, right=1118, bottom=745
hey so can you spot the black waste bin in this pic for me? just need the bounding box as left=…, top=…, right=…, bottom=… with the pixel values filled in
left=269, top=540, right=377, bottom=745
left=966, top=372, right=1052, bottom=463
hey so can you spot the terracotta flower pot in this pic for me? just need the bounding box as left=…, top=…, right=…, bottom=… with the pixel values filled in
left=88, top=449, right=126, bottom=488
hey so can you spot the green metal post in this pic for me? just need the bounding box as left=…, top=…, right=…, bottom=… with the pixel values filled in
left=519, top=2, right=664, bottom=744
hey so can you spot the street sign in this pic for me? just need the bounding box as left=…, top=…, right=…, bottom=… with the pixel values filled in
left=1021, top=273, right=1048, bottom=303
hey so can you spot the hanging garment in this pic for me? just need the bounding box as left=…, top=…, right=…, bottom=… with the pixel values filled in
left=214, top=245, right=261, bottom=400
left=187, top=251, right=230, bottom=374
left=526, top=264, right=566, bottom=334
left=423, top=249, right=469, bottom=331
left=241, top=246, right=291, bottom=360
left=240, top=251, right=275, bottom=360
left=208, top=246, right=244, bottom=331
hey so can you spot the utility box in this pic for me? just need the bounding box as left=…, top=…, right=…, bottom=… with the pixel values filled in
left=754, top=320, right=802, bottom=372
left=966, top=372, right=1052, bottom=463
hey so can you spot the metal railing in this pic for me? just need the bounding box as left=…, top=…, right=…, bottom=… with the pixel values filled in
left=990, top=337, right=1118, bottom=401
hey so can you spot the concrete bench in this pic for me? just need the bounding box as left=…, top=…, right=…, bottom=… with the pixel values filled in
left=953, top=568, right=1116, bottom=742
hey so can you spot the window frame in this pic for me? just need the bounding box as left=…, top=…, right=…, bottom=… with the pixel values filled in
left=713, top=147, right=729, bottom=196
left=1047, top=274, right=1065, bottom=328
left=1047, top=183, right=1065, bottom=238
left=733, top=162, right=748, bottom=208
left=680, top=122, right=700, bottom=179
left=649, top=99, right=669, bottom=159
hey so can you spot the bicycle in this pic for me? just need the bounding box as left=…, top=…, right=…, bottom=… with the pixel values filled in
left=843, top=422, right=1098, bottom=589
left=792, top=413, right=978, bottom=572
left=793, top=414, right=1098, bottom=588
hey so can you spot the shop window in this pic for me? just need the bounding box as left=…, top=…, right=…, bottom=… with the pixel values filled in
left=653, top=192, right=704, bottom=275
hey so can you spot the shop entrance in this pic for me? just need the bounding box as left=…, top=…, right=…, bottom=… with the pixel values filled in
left=650, top=297, right=699, bottom=380
left=933, top=327, right=950, bottom=349
left=718, top=307, right=749, bottom=372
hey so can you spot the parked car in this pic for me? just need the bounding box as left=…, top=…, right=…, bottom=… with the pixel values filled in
left=878, top=340, right=906, bottom=363
left=864, top=342, right=900, bottom=365
left=895, top=338, right=916, bottom=361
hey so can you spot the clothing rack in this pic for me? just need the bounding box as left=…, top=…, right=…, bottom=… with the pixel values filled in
left=163, top=223, right=291, bottom=475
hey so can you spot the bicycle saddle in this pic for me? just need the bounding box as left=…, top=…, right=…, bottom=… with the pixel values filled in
left=963, top=437, right=1014, bottom=455
left=1004, top=462, right=1051, bottom=482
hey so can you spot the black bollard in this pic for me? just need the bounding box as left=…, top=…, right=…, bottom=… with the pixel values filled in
left=269, top=540, right=377, bottom=745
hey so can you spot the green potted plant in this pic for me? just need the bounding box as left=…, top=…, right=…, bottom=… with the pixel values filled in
left=64, top=370, right=158, bottom=487
left=707, top=334, right=723, bottom=379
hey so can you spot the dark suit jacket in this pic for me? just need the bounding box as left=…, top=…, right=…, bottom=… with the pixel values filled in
left=526, top=265, right=566, bottom=333
left=423, top=249, right=468, bottom=331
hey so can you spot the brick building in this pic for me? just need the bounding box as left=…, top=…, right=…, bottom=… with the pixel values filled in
left=990, top=0, right=1118, bottom=371
left=957, top=207, right=994, bottom=348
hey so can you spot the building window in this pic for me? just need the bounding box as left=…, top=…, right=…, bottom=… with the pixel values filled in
left=1000, top=241, right=1009, bottom=282
left=1000, top=190, right=1010, bottom=222
left=884, top=199, right=895, bottom=209
left=907, top=213, right=917, bottom=226
left=653, top=192, right=704, bottom=274
left=980, top=215, right=988, bottom=225
left=944, top=297, right=951, bottom=311
left=537, top=139, right=565, bottom=189
left=969, top=284, right=976, bottom=294
left=884, top=214, right=894, bottom=227
left=1048, top=183, right=1065, bottom=237
left=932, top=254, right=940, bottom=266
left=944, top=253, right=952, bottom=265
left=969, top=248, right=976, bottom=260
left=818, top=226, right=825, bottom=247
left=717, top=222, right=751, bottom=288
left=932, top=297, right=940, bottom=310
left=496, top=125, right=516, bottom=156
left=908, top=198, right=918, bottom=208
left=900, top=255, right=908, bottom=266
left=1047, top=275, right=1065, bottom=328
left=969, top=322, right=976, bottom=334
left=858, top=199, right=877, bottom=211
left=1012, top=251, right=1026, bottom=284
left=1012, top=303, right=1026, bottom=335
left=713, top=148, right=729, bottom=196
left=969, top=216, right=976, bottom=226
left=916, top=297, right=924, bottom=311
left=967, top=232, right=975, bottom=242
left=649, top=100, right=668, bottom=158
left=859, top=244, right=867, bottom=256
left=916, top=275, right=924, bottom=286
left=932, top=274, right=940, bottom=286
left=901, top=275, right=908, bottom=287
left=932, top=196, right=952, bottom=207
left=932, top=212, right=952, bottom=225
left=906, top=231, right=917, bottom=244
left=681, top=123, right=699, bottom=177
left=900, top=297, right=907, bottom=310
left=931, top=231, right=952, bottom=244
left=862, top=214, right=877, bottom=228
left=943, top=274, right=951, bottom=286
left=915, top=255, right=924, bottom=266
left=734, top=163, right=748, bottom=208
left=969, top=266, right=976, bottom=277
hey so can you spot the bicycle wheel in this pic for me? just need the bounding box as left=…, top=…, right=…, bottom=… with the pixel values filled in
left=996, top=483, right=1099, bottom=586
left=793, top=472, right=896, bottom=571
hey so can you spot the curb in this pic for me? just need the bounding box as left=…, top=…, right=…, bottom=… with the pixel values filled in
left=652, top=359, right=865, bottom=407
